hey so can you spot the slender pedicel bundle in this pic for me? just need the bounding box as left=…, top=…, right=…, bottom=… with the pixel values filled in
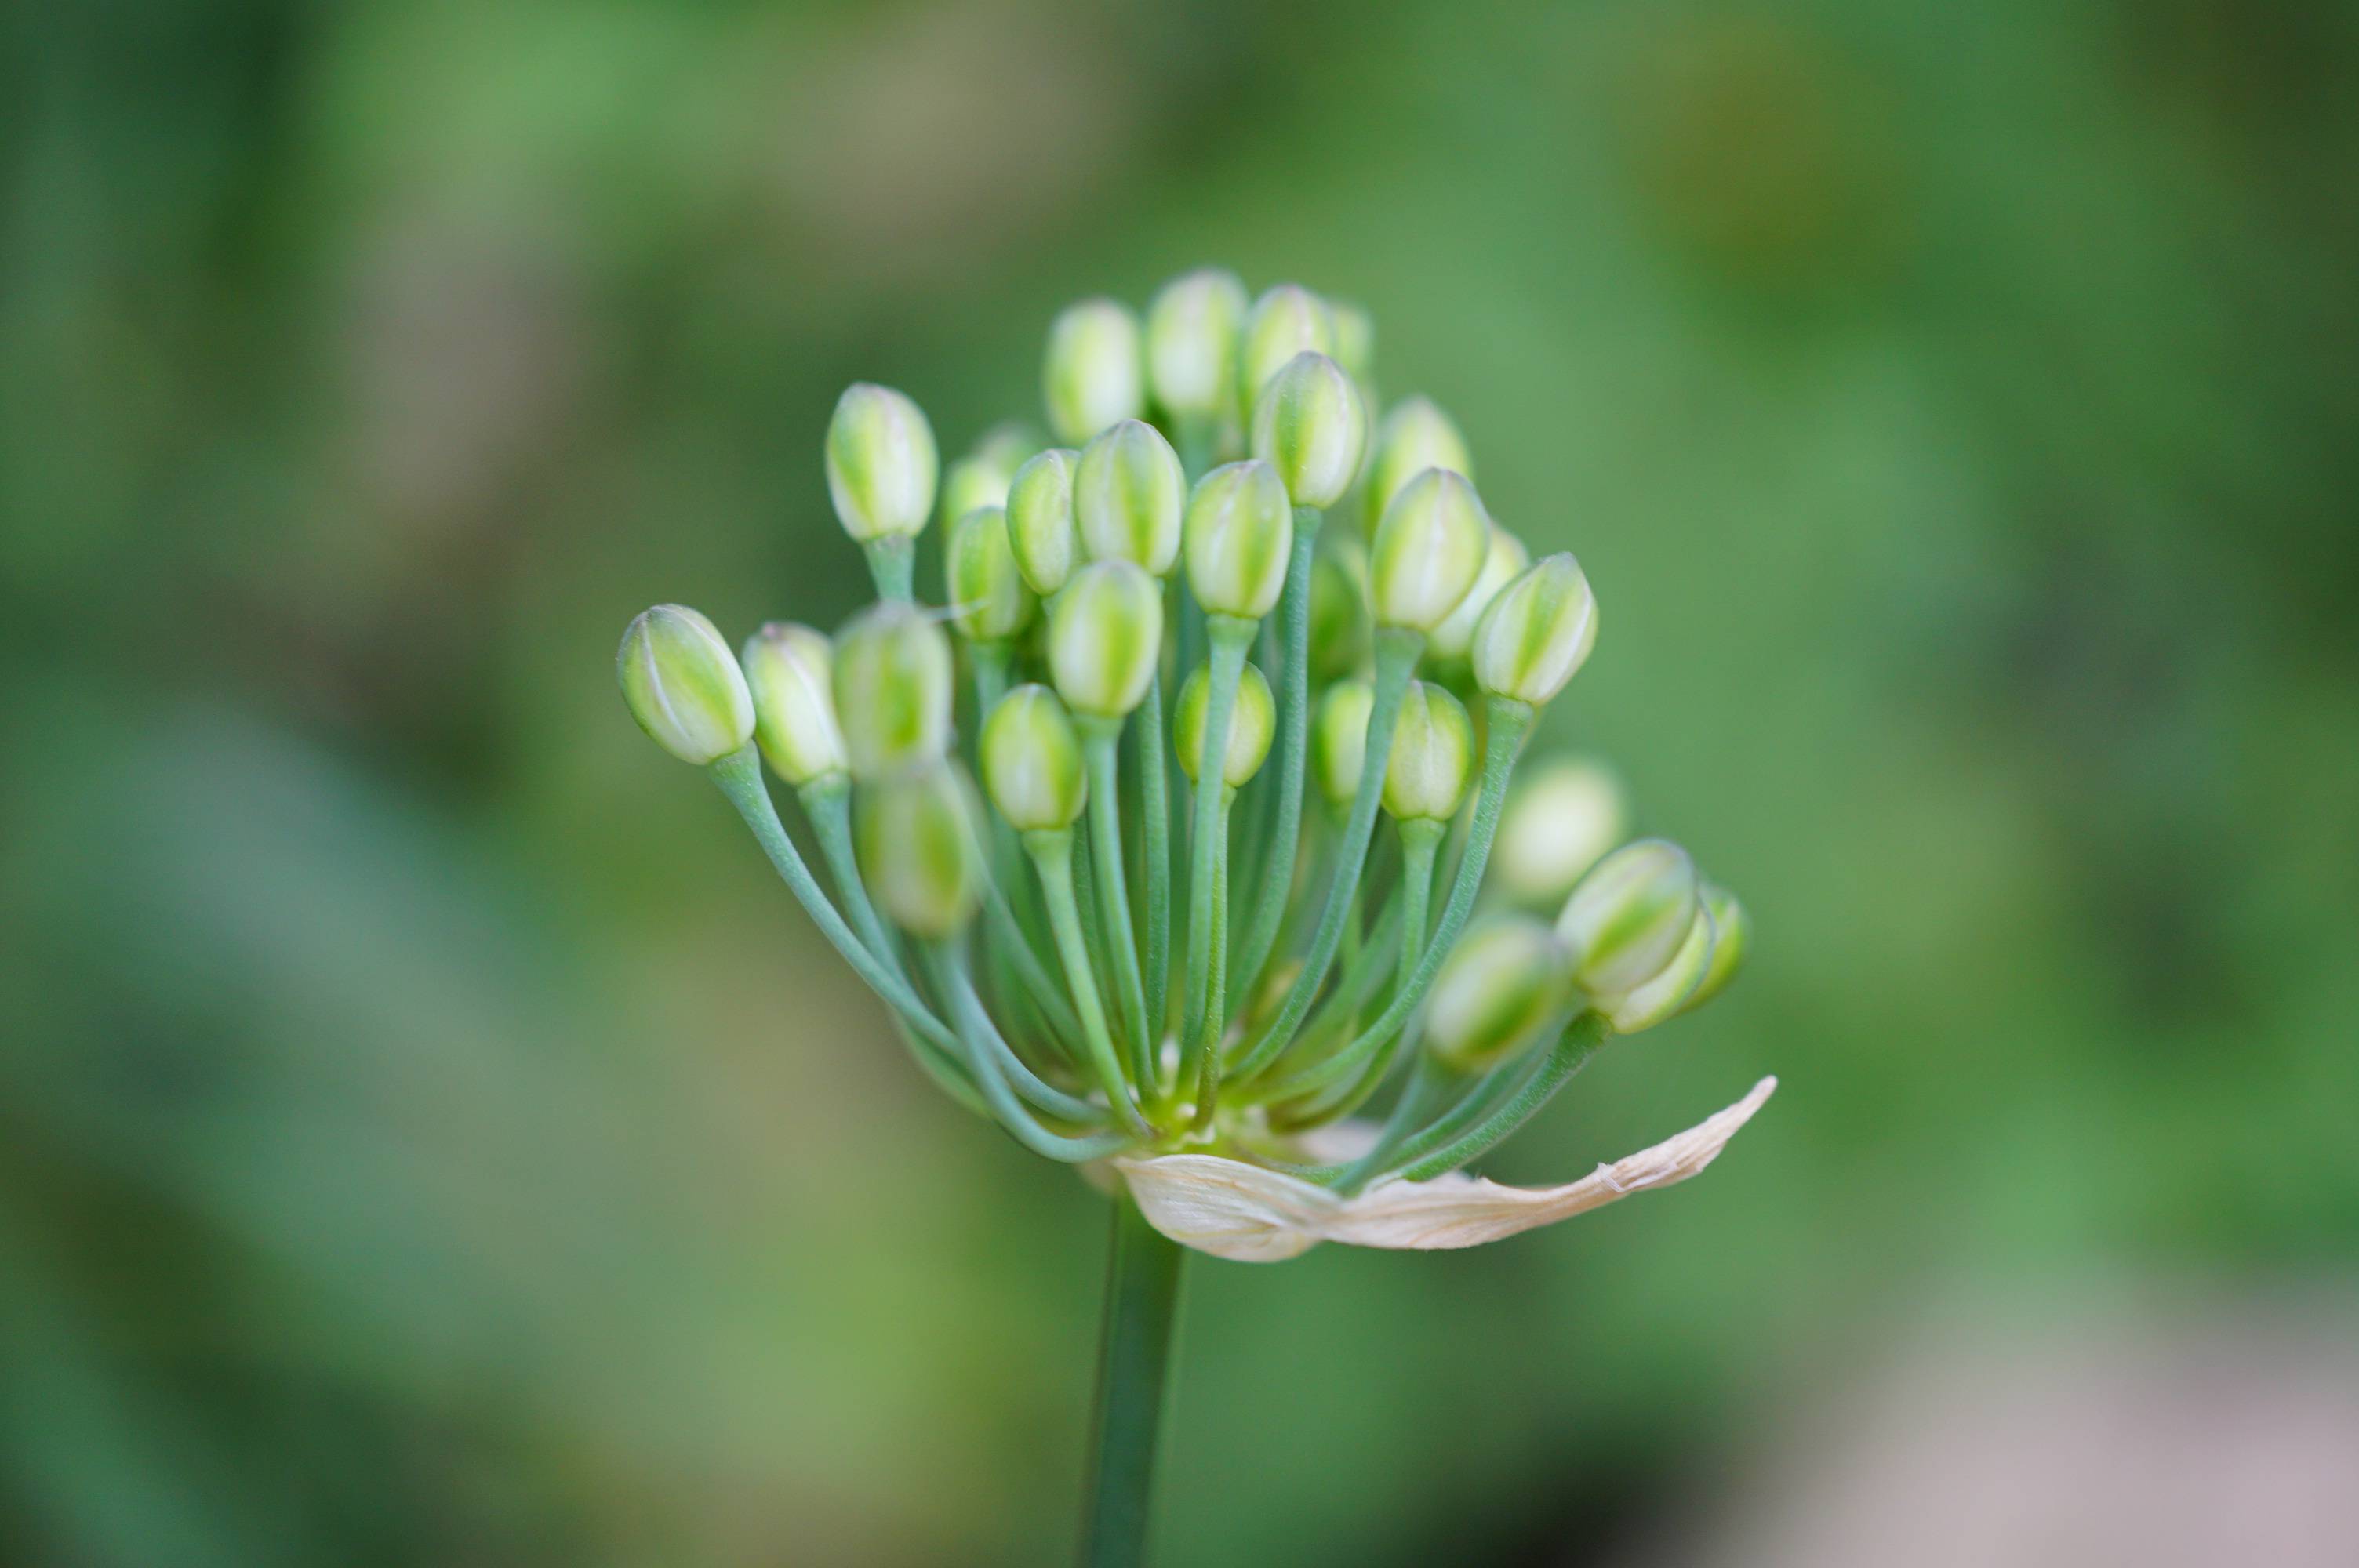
left=614, top=274, right=1768, bottom=1568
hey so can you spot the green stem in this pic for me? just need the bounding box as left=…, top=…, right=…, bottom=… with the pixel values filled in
left=1335, top=1055, right=1455, bottom=1195
left=1226, top=628, right=1420, bottom=1083
left=1080, top=720, right=1156, bottom=1087
left=1288, top=821, right=1440, bottom=1129
left=1027, top=829, right=1156, bottom=1141
left=1079, top=1189, right=1187, bottom=1568
left=921, top=940, right=1133, bottom=1163
left=1230, top=510, right=1321, bottom=1003
left=863, top=535, right=915, bottom=601
left=1137, top=673, right=1172, bottom=1047
left=1179, top=619, right=1253, bottom=1071
left=1189, top=797, right=1231, bottom=1133
left=1383, top=1012, right=1608, bottom=1184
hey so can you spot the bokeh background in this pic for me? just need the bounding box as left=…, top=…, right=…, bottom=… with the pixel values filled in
left=7, top=1, right=2359, bottom=1563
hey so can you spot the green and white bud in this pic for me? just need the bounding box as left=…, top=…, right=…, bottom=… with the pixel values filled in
left=1679, top=883, right=1749, bottom=1014
left=617, top=604, right=754, bottom=766
left=831, top=601, right=954, bottom=779
left=980, top=684, right=1087, bottom=832
left=1599, top=901, right=1717, bottom=1034
left=1424, top=915, right=1575, bottom=1074
left=1147, top=267, right=1249, bottom=425
left=741, top=622, right=847, bottom=786
left=856, top=761, right=984, bottom=938
left=943, top=506, right=1036, bottom=642
left=1361, top=397, right=1473, bottom=536
left=1555, top=839, right=1700, bottom=999
left=825, top=383, right=939, bottom=543
left=1312, top=678, right=1374, bottom=810
left=1043, top=297, right=1144, bottom=445
left=1183, top=460, right=1293, bottom=619
left=1382, top=681, right=1475, bottom=822
left=1047, top=560, right=1164, bottom=718
left=1492, top=757, right=1627, bottom=907
left=1308, top=530, right=1372, bottom=682
left=939, top=423, right=1034, bottom=527
left=1175, top=660, right=1276, bottom=788
left=1250, top=351, right=1367, bottom=511
left=1471, top=553, right=1599, bottom=707
left=1328, top=299, right=1375, bottom=386
left=1427, top=521, right=1529, bottom=662
left=1005, top=447, right=1081, bottom=597
left=1238, top=284, right=1334, bottom=411
left=1369, top=467, right=1490, bottom=632
left=1075, top=419, right=1184, bottom=575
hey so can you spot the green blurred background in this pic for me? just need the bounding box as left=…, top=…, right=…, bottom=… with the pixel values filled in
left=7, top=1, right=2358, bottom=1563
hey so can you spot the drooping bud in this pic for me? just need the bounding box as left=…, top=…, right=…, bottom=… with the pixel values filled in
left=939, top=423, right=1034, bottom=527
left=1175, top=660, right=1276, bottom=788
left=1555, top=839, right=1700, bottom=999
left=943, top=506, right=1036, bottom=642
left=1312, top=678, right=1375, bottom=809
left=617, top=604, right=755, bottom=766
left=1005, top=447, right=1081, bottom=597
left=1679, top=883, right=1748, bottom=1014
left=1043, top=298, right=1144, bottom=445
left=831, top=601, right=954, bottom=779
left=825, top=383, right=938, bottom=543
left=1250, top=351, right=1366, bottom=511
left=1424, top=916, right=1575, bottom=1073
left=1471, top=553, right=1599, bottom=707
left=1599, top=901, right=1717, bottom=1034
left=1369, top=468, right=1490, bottom=632
left=1147, top=267, right=1249, bottom=425
left=1075, top=419, right=1184, bottom=575
left=1238, top=283, right=1335, bottom=412
left=1492, top=757, right=1627, bottom=907
left=1047, top=560, right=1164, bottom=718
left=980, top=684, right=1087, bottom=832
left=856, top=761, right=984, bottom=938
left=1308, top=530, right=1372, bottom=682
left=1382, top=681, right=1475, bottom=822
left=1183, top=460, right=1293, bottom=619
left=1328, top=299, right=1375, bottom=387
left=741, top=622, right=847, bottom=786
left=1361, top=397, right=1473, bottom=537
left=1427, top=521, right=1530, bottom=663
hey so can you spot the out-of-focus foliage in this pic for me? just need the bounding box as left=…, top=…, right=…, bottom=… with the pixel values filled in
left=4, top=2, right=2356, bottom=1565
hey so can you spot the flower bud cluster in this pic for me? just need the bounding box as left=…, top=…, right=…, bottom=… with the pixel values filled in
left=614, top=271, right=1751, bottom=1174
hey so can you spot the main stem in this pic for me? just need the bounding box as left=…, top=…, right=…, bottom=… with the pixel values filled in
left=1080, top=1190, right=1187, bottom=1568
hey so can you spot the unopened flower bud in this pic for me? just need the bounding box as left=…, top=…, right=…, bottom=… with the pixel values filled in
left=1492, top=757, right=1627, bottom=906
left=617, top=604, right=754, bottom=766
left=1005, top=448, right=1081, bottom=597
left=1176, top=660, right=1275, bottom=788
left=1312, top=678, right=1374, bottom=808
left=1308, top=531, right=1372, bottom=681
left=741, top=622, right=847, bottom=786
left=1250, top=351, right=1366, bottom=510
left=1361, top=397, right=1473, bottom=536
left=1047, top=560, right=1164, bottom=718
left=1472, top=553, right=1598, bottom=706
left=939, top=423, right=1034, bottom=527
left=1328, top=299, right=1375, bottom=386
left=1425, top=916, right=1575, bottom=1073
left=1043, top=297, right=1144, bottom=445
left=980, top=684, right=1087, bottom=832
left=1679, top=883, right=1748, bottom=1014
left=943, top=506, right=1036, bottom=642
left=1427, top=522, right=1529, bottom=663
left=856, top=762, right=984, bottom=938
left=1183, top=460, right=1292, bottom=619
left=1556, top=839, right=1700, bottom=998
left=825, top=383, right=938, bottom=543
left=1599, top=901, right=1717, bottom=1034
left=1147, top=267, right=1248, bottom=424
left=1238, top=284, right=1335, bottom=411
left=1369, top=468, right=1489, bottom=631
left=1075, top=419, right=1184, bottom=575
left=1383, top=681, right=1474, bottom=822
left=832, top=601, right=954, bottom=779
